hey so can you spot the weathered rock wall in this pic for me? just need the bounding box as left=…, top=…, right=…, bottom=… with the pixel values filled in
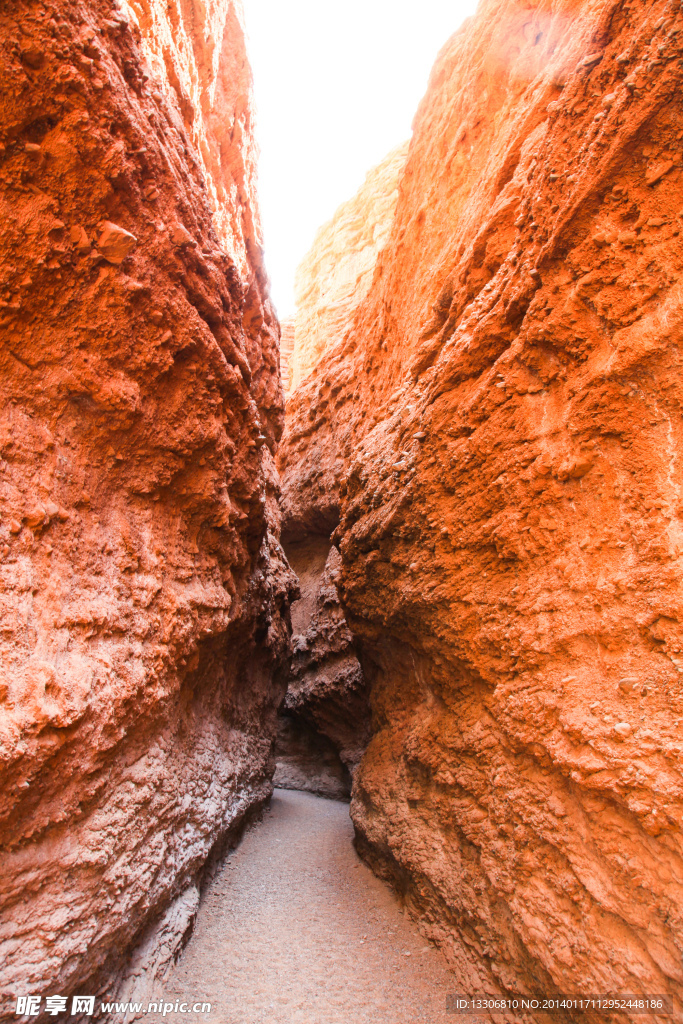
left=0, top=0, right=293, bottom=1013
left=280, top=0, right=683, bottom=1015
left=287, top=142, right=408, bottom=395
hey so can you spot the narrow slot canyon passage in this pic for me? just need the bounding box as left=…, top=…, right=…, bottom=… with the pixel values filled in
left=146, top=790, right=456, bottom=1024
left=4, top=0, right=683, bottom=1019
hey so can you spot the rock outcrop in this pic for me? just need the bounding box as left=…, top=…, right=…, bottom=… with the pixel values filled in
left=0, top=0, right=293, bottom=1012
left=280, top=0, right=683, bottom=1015
left=286, top=142, right=408, bottom=395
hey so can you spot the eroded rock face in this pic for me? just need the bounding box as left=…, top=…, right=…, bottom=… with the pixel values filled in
left=286, top=142, right=408, bottom=395
left=280, top=0, right=683, bottom=1012
left=0, top=0, right=293, bottom=1011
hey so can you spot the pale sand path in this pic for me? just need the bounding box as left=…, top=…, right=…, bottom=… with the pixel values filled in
left=149, top=788, right=458, bottom=1024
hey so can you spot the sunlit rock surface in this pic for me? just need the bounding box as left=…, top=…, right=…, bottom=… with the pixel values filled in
left=279, top=0, right=683, bottom=1014
left=287, top=142, right=408, bottom=395
left=279, top=316, right=296, bottom=396
left=0, top=0, right=294, bottom=1011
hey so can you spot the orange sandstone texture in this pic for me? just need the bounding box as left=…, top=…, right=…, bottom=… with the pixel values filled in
left=279, top=0, right=683, bottom=1014
left=286, top=142, right=408, bottom=396
left=0, top=0, right=294, bottom=1012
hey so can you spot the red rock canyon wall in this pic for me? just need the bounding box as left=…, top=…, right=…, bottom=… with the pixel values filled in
left=0, top=0, right=293, bottom=1012
left=280, top=0, right=683, bottom=1015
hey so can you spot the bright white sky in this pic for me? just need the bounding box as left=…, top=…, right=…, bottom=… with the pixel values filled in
left=242, top=0, right=479, bottom=318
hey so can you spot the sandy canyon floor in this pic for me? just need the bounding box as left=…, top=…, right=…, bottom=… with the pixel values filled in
left=147, top=789, right=457, bottom=1024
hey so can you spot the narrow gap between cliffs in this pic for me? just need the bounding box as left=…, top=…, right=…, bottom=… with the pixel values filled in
left=273, top=534, right=370, bottom=802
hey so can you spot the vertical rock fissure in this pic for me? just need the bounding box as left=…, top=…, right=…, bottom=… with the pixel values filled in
left=5, top=0, right=683, bottom=1017
left=273, top=535, right=371, bottom=802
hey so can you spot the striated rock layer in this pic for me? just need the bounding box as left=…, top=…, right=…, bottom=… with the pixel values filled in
left=280, top=0, right=683, bottom=1015
left=286, top=142, right=408, bottom=396
left=0, top=0, right=294, bottom=1013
